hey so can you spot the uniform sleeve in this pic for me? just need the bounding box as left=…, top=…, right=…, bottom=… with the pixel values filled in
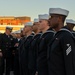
left=60, top=33, right=75, bottom=75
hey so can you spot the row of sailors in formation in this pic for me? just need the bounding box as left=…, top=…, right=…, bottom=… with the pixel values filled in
left=0, top=8, right=75, bottom=75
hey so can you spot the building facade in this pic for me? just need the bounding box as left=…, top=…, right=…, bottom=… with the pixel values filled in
left=0, top=16, right=31, bottom=25
left=0, top=16, right=31, bottom=33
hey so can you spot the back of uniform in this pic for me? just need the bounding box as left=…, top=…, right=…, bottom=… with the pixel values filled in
left=19, top=33, right=34, bottom=75
left=37, top=28, right=55, bottom=75
left=28, top=33, right=41, bottom=75
left=48, top=27, right=75, bottom=75
left=18, top=36, right=26, bottom=75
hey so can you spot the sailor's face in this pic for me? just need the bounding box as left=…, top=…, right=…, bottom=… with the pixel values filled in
left=39, top=19, right=48, bottom=31
left=50, top=14, right=59, bottom=28
left=24, top=26, right=31, bottom=33
left=6, top=29, right=12, bottom=35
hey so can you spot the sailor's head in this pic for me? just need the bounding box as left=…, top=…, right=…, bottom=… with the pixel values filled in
left=5, top=26, right=13, bottom=34
left=38, top=14, right=50, bottom=31
left=49, top=8, right=69, bottom=28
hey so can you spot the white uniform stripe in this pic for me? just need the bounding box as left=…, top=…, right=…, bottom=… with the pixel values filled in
left=66, top=46, right=72, bottom=55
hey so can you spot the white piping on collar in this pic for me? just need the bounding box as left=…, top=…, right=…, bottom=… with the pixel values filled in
left=72, top=32, right=75, bottom=33
left=60, top=28, right=72, bottom=34
left=40, top=30, right=55, bottom=38
left=59, top=28, right=75, bottom=38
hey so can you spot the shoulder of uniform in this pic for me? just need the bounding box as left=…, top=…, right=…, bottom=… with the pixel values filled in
left=59, top=28, right=71, bottom=34
left=30, top=34, right=34, bottom=37
left=43, top=30, right=55, bottom=35
left=33, top=33, right=40, bottom=38
left=57, top=28, right=74, bottom=37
